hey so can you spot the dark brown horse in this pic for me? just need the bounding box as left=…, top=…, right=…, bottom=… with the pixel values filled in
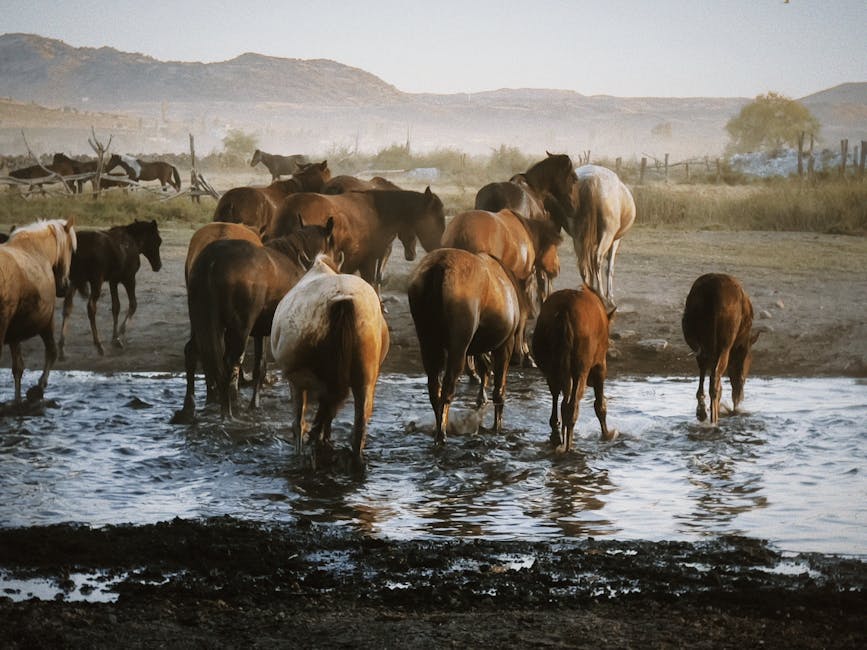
left=212, top=160, right=331, bottom=232
left=174, top=219, right=336, bottom=422
left=322, top=175, right=400, bottom=194
left=250, top=149, right=310, bottom=181
left=9, top=162, right=76, bottom=193
left=58, top=220, right=163, bottom=359
left=531, top=287, right=616, bottom=450
left=682, top=273, right=760, bottom=424
left=107, top=154, right=181, bottom=192
left=0, top=218, right=77, bottom=403
left=474, top=173, right=550, bottom=221
left=271, top=253, right=389, bottom=471
left=52, top=153, right=97, bottom=193
left=512, top=152, right=579, bottom=231
left=408, top=249, right=528, bottom=444
left=270, top=187, right=445, bottom=295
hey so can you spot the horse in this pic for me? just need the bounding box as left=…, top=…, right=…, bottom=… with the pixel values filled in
left=681, top=273, right=760, bottom=424
left=322, top=175, right=401, bottom=194
left=271, top=253, right=389, bottom=471
left=212, top=160, right=331, bottom=232
left=185, top=222, right=263, bottom=284
left=175, top=219, right=336, bottom=422
left=408, top=249, right=528, bottom=444
left=52, top=153, right=97, bottom=193
left=58, top=220, right=162, bottom=359
left=107, top=154, right=181, bottom=192
left=9, top=162, right=76, bottom=193
left=531, top=287, right=616, bottom=450
left=474, top=173, right=550, bottom=222
left=250, top=149, right=310, bottom=181
left=559, top=164, right=635, bottom=304
left=518, top=152, right=580, bottom=230
left=270, top=187, right=445, bottom=295
left=441, top=208, right=562, bottom=363
left=0, top=218, right=77, bottom=403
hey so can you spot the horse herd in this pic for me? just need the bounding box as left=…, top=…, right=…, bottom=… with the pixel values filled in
left=8, top=153, right=181, bottom=193
left=0, top=152, right=760, bottom=473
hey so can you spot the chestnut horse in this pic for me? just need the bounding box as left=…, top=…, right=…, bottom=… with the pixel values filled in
left=0, top=218, right=77, bottom=403
left=560, top=164, right=635, bottom=303
left=185, top=222, right=263, bottom=283
left=175, top=220, right=336, bottom=422
left=271, top=253, right=389, bottom=471
left=250, top=149, right=310, bottom=181
left=531, top=287, right=616, bottom=450
left=107, top=154, right=181, bottom=192
left=212, top=160, right=331, bottom=232
left=408, top=249, right=528, bottom=444
left=270, top=187, right=445, bottom=295
left=682, top=273, right=760, bottom=424
left=59, top=220, right=163, bottom=359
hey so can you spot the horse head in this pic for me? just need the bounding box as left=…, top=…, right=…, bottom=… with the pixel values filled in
left=135, top=219, right=163, bottom=272
left=293, top=160, right=331, bottom=192
left=51, top=217, right=77, bottom=298
left=107, top=154, right=137, bottom=180
left=414, top=186, right=446, bottom=252
left=250, top=149, right=262, bottom=167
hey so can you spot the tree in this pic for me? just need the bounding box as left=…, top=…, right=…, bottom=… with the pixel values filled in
left=221, top=129, right=258, bottom=166
left=725, top=92, right=819, bottom=154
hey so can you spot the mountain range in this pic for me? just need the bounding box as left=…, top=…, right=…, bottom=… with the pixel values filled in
left=1, top=33, right=864, bottom=159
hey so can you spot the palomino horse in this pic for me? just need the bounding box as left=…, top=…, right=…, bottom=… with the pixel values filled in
left=271, top=253, right=389, bottom=471
left=682, top=273, right=760, bottom=424
left=212, top=160, right=331, bottom=232
left=250, top=149, right=310, bottom=181
left=0, top=218, right=77, bottom=402
left=441, top=208, right=562, bottom=362
left=408, top=249, right=528, bottom=444
left=560, top=164, right=635, bottom=304
left=474, top=173, right=550, bottom=222
left=107, top=154, right=181, bottom=192
left=59, top=220, right=162, bottom=359
left=270, top=187, right=445, bottom=295
left=531, top=287, right=616, bottom=450
left=175, top=220, right=336, bottom=422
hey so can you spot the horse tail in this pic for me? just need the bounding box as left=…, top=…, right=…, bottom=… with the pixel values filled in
left=171, top=165, right=181, bottom=192
left=575, top=176, right=601, bottom=289
left=324, top=298, right=357, bottom=402
left=188, top=265, right=226, bottom=400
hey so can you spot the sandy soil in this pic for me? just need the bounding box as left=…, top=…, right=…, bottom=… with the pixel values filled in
left=2, top=225, right=866, bottom=647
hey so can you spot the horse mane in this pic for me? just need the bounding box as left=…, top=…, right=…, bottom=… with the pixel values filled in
left=9, top=218, right=77, bottom=260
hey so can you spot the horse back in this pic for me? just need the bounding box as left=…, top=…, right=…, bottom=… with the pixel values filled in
left=443, top=209, right=534, bottom=281
left=185, top=222, right=263, bottom=283
left=69, top=230, right=121, bottom=290
left=0, top=247, right=56, bottom=338
left=682, top=273, right=753, bottom=361
left=213, top=187, right=275, bottom=229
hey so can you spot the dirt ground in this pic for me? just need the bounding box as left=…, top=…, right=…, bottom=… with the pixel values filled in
left=2, top=225, right=866, bottom=647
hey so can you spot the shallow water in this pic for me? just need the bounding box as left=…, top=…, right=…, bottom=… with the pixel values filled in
left=0, top=371, right=864, bottom=555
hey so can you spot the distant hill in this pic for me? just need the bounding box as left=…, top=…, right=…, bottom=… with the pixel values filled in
left=1, top=33, right=864, bottom=159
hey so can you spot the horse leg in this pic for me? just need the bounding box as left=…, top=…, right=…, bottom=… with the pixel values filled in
left=438, top=342, right=470, bottom=443
left=489, top=340, right=514, bottom=434
left=170, top=337, right=199, bottom=423
left=291, top=384, right=309, bottom=455
left=548, top=382, right=563, bottom=447
left=32, top=324, right=59, bottom=401
left=310, top=398, right=339, bottom=468
left=695, top=356, right=708, bottom=422
left=249, top=336, right=265, bottom=410
left=221, top=330, right=247, bottom=419
left=109, top=281, right=122, bottom=349
left=351, top=379, right=376, bottom=472
left=58, top=289, right=75, bottom=361
left=589, top=364, right=612, bottom=441
left=87, top=280, right=106, bottom=356
left=474, top=354, right=490, bottom=408
left=419, top=338, right=447, bottom=444
left=116, top=277, right=137, bottom=345
left=562, top=370, right=588, bottom=452
left=710, top=350, right=730, bottom=424
left=606, top=239, right=622, bottom=302
left=10, top=342, right=24, bottom=403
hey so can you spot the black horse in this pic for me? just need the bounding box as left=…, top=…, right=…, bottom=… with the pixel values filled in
left=59, top=220, right=163, bottom=359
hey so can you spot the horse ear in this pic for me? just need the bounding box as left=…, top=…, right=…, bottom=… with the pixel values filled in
left=336, top=250, right=345, bottom=271
left=424, top=186, right=433, bottom=201
left=546, top=150, right=554, bottom=157
left=320, top=160, right=328, bottom=170
left=64, top=215, right=76, bottom=231
left=325, top=216, right=334, bottom=235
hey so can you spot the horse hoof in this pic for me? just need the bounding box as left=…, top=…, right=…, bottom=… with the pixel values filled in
left=112, top=339, right=125, bottom=350
left=25, top=385, right=44, bottom=402
left=170, top=408, right=194, bottom=425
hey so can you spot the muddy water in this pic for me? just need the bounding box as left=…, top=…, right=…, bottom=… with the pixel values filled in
left=0, top=371, right=864, bottom=555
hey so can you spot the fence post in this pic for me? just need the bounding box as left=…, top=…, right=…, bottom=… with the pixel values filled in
left=189, top=133, right=200, bottom=204
left=715, top=158, right=722, bottom=183
left=639, top=157, right=647, bottom=184
left=840, top=139, right=849, bottom=177
left=685, top=162, right=690, bottom=182
left=797, top=131, right=804, bottom=178
left=615, top=157, right=621, bottom=175
left=664, top=153, right=669, bottom=181
left=859, top=140, right=866, bottom=181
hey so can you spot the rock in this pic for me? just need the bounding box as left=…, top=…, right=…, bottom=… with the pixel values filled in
left=775, top=299, right=785, bottom=309
left=611, top=329, right=637, bottom=341
left=638, top=338, right=669, bottom=352
left=759, top=309, right=773, bottom=319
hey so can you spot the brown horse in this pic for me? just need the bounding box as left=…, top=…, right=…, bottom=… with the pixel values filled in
left=107, top=154, right=181, bottom=192
left=0, top=218, right=77, bottom=403
left=322, top=175, right=400, bottom=194
left=560, top=164, right=635, bottom=304
left=185, top=222, right=263, bottom=283
left=175, top=220, right=336, bottom=422
left=519, top=152, right=579, bottom=230
left=270, top=187, right=445, bottom=294
left=9, top=162, right=76, bottom=193
left=474, top=173, right=550, bottom=221
left=250, top=149, right=310, bottom=181
left=271, top=253, right=389, bottom=471
left=682, top=273, right=760, bottom=424
left=58, top=220, right=163, bottom=359
left=212, top=160, right=331, bottom=232
left=52, top=153, right=98, bottom=193
left=408, top=249, right=528, bottom=444
left=531, top=287, right=616, bottom=450
left=442, top=208, right=562, bottom=362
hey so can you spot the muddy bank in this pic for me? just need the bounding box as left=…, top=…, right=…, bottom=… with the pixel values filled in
left=1, top=518, right=865, bottom=648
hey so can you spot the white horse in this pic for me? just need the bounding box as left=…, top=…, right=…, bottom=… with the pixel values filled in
left=270, top=254, right=389, bottom=471
left=562, top=164, right=635, bottom=303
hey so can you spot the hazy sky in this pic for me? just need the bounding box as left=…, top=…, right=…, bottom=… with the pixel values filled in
left=3, top=0, right=865, bottom=98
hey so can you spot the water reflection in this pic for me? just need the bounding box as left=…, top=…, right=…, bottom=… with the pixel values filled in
left=0, top=372, right=864, bottom=554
